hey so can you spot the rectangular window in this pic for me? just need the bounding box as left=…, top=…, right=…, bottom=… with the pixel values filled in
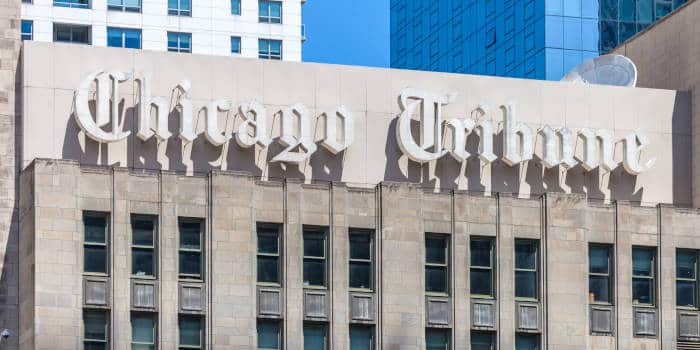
left=426, top=328, right=450, bottom=350
left=168, top=32, right=192, bottom=53
left=231, top=0, right=240, bottom=14
left=349, top=229, right=373, bottom=290
left=107, top=28, right=141, bottom=49
left=632, top=246, right=656, bottom=306
left=231, top=36, right=241, bottom=54
left=131, top=215, right=156, bottom=277
left=54, top=0, right=89, bottom=8
left=257, top=319, right=281, bottom=350
left=677, top=249, right=698, bottom=308
left=84, top=309, right=109, bottom=349
left=303, top=227, right=327, bottom=288
left=425, top=234, right=449, bottom=294
left=179, top=315, right=203, bottom=349
left=515, top=333, right=539, bottom=350
left=168, top=0, right=190, bottom=15
left=471, top=331, right=496, bottom=350
left=21, top=20, right=32, bottom=41
left=515, top=239, right=539, bottom=300
left=178, top=218, right=204, bottom=280
left=54, top=24, right=91, bottom=45
left=258, top=39, right=282, bottom=60
left=349, top=325, right=374, bottom=350
left=131, top=312, right=157, bottom=349
left=259, top=0, right=282, bottom=23
left=84, top=212, right=109, bottom=274
left=589, top=244, right=613, bottom=304
left=303, top=323, right=327, bottom=350
left=470, top=237, right=495, bottom=297
left=257, top=224, right=281, bottom=285
left=108, top=0, right=139, bottom=11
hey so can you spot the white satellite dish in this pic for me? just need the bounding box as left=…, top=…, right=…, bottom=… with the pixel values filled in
left=560, top=54, right=637, bottom=87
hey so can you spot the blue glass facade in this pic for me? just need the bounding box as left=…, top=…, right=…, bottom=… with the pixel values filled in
left=390, top=0, right=688, bottom=80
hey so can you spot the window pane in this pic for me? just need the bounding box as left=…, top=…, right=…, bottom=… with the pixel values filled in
left=180, top=0, right=190, bottom=11
left=179, top=316, right=202, bottom=346
left=470, top=269, right=492, bottom=296
left=632, top=278, right=654, bottom=304
left=257, top=320, right=280, bottom=349
left=85, top=246, right=107, bottom=273
left=167, top=32, right=178, bottom=49
left=132, top=249, right=155, bottom=276
left=426, top=329, right=449, bottom=350
left=258, top=1, right=267, bottom=17
left=677, top=251, right=697, bottom=279
left=167, top=0, right=176, bottom=9
left=85, top=216, right=107, bottom=243
left=180, top=34, right=191, bottom=49
left=179, top=221, right=201, bottom=249
left=677, top=280, right=697, bottom=307
left=132, top=345, right=154, bottom=350
left=304, top=234, right=325, bottom=257
left=589, top=275, right=610, bottom=303
left=231, top=0, right=240, bottom=14
left=303, top=324, right=326, bottom=350
left=269, top=40, right=281, bottom=55
left=633, top=248, right=654, bottom=277
left=470, top=239, right=492, bottom=267
left=179, top=251, right=201, bottom=277
left=515, top=241, right=537, bottom=269
left=515, top=270, right=537, bottom=299
left=471, top=331, right=495, bottom=350
left=426, top=236, right=447, bottom=264
left=124, top=30, right=141, bottom=49
left=258, top=233, right=278, bottom=254
left=270, top=2, right=281, bottom=18
left=303, top=259, right=325, bottom=287
left=589, top=246, right=610, bottom=274
left=124, top=0, right=139, bottom=8
left=350, top=326, right=373, bottom=350
left=349, top=261, right=372, bottom=289
left=516, top=334, right=539, bottom=350
left=84, top=310, right=107, bottom=340
left=231, top=37, right=241, bottom=53
left=132, top=218, right=154, bottom=246
left=73, top=26, right=89, bottom=43
left=107, top=29, right=122, bottom=47
left=349, top=234, right=371, bottom=260
left=257, top=255, right=280, bottom=283
left=85, top=343, right=107, bottom=350
left=131, top=314, right=155, bottom=343
left=425, top=265, right=447, bottom=293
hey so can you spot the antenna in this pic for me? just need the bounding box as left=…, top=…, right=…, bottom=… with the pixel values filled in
left=560, top=54, right=637, bottom=87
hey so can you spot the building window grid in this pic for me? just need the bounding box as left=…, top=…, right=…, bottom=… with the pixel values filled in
left=632, top=246, right=656, bottom=306
left=303, top=228, right=328, bottom=288
left=514, top=239, right=539, bottom=300
left=259, top=38, right=282, bottom=60
left=107, top=27, right=142, bottom=49
left=349, top=230, right=374, bottom=291
left=131, top=215, right=156, bottom=278
left=21, top=20, right=32, bottom=41
left=84, top=212, right=109, bottom=275
left=178, top=218, right=204, bottom=280
left=53, top=0, right=89, bottom=8
left=84, top=309, right=109, bottom=348
left=168, top=32, right=192, bottom=53
left=588, top=244, right=613, bottom=304
left=259, top=0, right=282, bottom=23
left=107, top=0, right=140, bottom=12
left=470, top=237, right=495, bottom=298
left=131, top=312, right=157, bottom=349
left=231, top=0, right=240, bottom=14
left=54, top=24, right=91, bottom=45
left=425, top=234, right=450, bottom=295
left=168, top=0, right=191, bottom=16
left=231, top=36, right=241, bottom=54
left=676, top=249, right=698, bottom=308
left=257, top=225, right=281, bottom=285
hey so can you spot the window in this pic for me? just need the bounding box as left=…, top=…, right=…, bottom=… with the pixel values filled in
left=54, top=24, right=91, bottom=45
left=131, top=215, right=156, bottom=277
left=425, top=328, right=450, bottom=350
left=349, top=230, right=373, bottom=290
left=471, top=331, right=495, bottom=350
left=21, top=20, right=32, bottom=41
left=179, top=218, right=204, bottom=280
left=515, top=239, right=539, bottom=300
left=54, top=0, right=89, bottom=8
left=350, top=325, right=374, bottom=350
left=168, top=0, right=190, bottom=15
left=303, top=227, right=327, bottom=288
left=107, top=28, right=141, bottom=49
left=425, top=234, right=449, bottom=294
left=84, top=212, right=109, bottom=274
left=515, top=333, right=539, bottom=350
left=677, top=249, right=698, bottom=308
left=258, top=39, right=282, bottom=60
left=470, top=237, right=495, bottom=297
left=258, top=320, right=281, bottom=350
left=632, top=246, right=656, bottom=305
left=589, top=244, right=613, bottom=304
left=259, top=0, right=282, bottom=23
left=231, top=0, right=240, bottom=14
left=84, top=309, right=109, bottom=349
left=131, top=312, right=157, bottom=349
left=257, top=224, right=281, bottom=285
left=168, top=32, right=191, bottom=53
left=231, top=36, right=241, bottom=54
left=108, top=0, right=139, bottom=11
left=303, top=323, right=327, bottom=350
left=179, top=315, right=203, bottom=349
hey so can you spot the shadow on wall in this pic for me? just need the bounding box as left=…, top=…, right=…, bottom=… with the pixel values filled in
left=672, top=91, right=693, bottom=206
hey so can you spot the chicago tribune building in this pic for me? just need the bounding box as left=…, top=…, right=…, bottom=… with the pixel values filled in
left=3, top=18, right=700, bottom=350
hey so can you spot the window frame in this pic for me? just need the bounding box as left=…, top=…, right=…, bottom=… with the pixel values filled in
left=53, top=23, right=91, bottom=45
left=230, top=36, right=242, bottom=54
left=257, top=319, right=282, bottom=350
left=167, top=32, right=192, bottom=53
left=258, top=0, right=282, bottom=23
left=131, top=312, right=157, bottom=348
left=677, top=248, right=698, bottom=309
left=514, top=239, right=539, bottom=301
left=168, top=0, right=191, bottom=16
left=470, top=330, right=496, bottom=350
left=349, top=324, right=375, bottom=350
left=53, top=0, right=89, bottom=9
left=302, top=226, right=328, bottom=289
left=21, top=20, right=32, bottom=41
left=258, top=38, right=282, bottom=60
left=83, top=211, right=110, bottom=276
left=107, top=0, right=140, bottom=12
left=107, top=27, right=142, bottom=49
left=515, top=332, right=540, bottom=350
left=131, top=214, right=157, bottom=278
left=83, top=309, right=109, bottom=348
left=588, top=243, right=614, bottom=305
left=425, top=327, right=451, bottom=350
left=257, top=223, right=282, bottom=286
left=178, top=217, right=205, bottom=281
left=179, top=314, right=204, bottom=349
left=469, top=236, right=495, bottom=298
left=632, top=246, right=657, bottom=307
left=231, top=0, right=240, bottom=15
left=303, top=322, right=328, bottom=350
left=425, top=233, right=450, bottom=296
left=348, top=229, right=374, bottom=292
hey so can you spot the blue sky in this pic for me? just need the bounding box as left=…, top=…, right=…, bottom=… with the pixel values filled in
left=302, top=0, right=390, bottom=68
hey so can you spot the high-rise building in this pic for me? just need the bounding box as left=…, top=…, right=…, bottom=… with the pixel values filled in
left=390, top=0, right=689, bottom=80
left=20, top=0, right=305, bottom=60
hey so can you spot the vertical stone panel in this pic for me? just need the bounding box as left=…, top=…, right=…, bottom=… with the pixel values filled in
left=284, top=180, right=304, bottom=349
left=159, top=171, right=179, bottom=349
left=18, top=162, right=34, bottom=350
left=112, top=168, right=130, bottom=349
left=331, top=184, right=350, bottom=350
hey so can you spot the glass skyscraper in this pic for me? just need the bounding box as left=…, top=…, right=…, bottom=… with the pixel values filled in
left=390, top=0, right=688, bottom=80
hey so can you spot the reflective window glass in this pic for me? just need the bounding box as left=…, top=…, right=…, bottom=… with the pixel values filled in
left=303, top=324, right=327, bottom=350
left=471, top=331, right=495, bottom=350
left=179, top=315, right=203, bottom=348
left=677, top=250, right=698, bottom=308
left=258, top=320, right=281, bottom=349
left=349, top=326, right=373, bottom=350
left=425, top=328, right=449, bottom=350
